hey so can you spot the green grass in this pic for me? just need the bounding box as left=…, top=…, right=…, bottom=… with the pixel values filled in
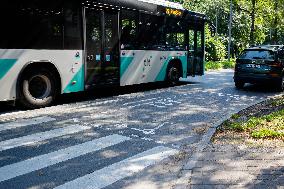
left=271, top=98, right=284, bottom=106
left=225, top=109, right=284, bottom=140
left=205, top=60, right=236, bottom=71
left=231, top=114, right=241, bottom=120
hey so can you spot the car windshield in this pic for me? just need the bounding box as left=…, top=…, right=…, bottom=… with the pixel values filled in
left=239, top=50, right=275, bottom=60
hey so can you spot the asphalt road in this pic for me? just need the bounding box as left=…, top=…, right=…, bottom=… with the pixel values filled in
left=0, top=70, right=281, bottom=189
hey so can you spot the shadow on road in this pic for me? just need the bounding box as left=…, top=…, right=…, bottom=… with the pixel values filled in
left=0, top=81, right=192, bottom=115
left=0, top=77, right=280, bottom=115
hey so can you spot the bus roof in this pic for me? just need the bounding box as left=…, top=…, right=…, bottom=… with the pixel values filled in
left=84, top=0, right=206, bottom=21
left=137, top=0, right=184, bottom=10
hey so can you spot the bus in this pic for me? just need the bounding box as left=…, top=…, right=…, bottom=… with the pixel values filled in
left=0, top=0, right=208, bottom=109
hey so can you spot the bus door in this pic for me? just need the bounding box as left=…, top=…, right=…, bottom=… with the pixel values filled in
left=187, top=27, right=205, bottom=76
left=85, top=8, right=120, bottom=88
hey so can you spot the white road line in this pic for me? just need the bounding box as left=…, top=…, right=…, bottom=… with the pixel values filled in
left=0, top=125, right=91, bottom=152
left=0, top=116, right=56, bottom=132
left=123, top=98, right=158, bottom=106
left=0, top=134, right=130, bottom=182
left=55, top=146, right=178, bottom=189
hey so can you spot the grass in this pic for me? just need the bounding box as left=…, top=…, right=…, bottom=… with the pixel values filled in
left=231, top=113, right=241, bottom=120
left=271, top=98, right=284, bottom=106
left=225, top=109, right=284, bottom=140
left=205, top=59, right=236, bottom=71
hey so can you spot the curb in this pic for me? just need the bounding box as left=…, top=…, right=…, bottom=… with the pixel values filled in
left=172, top=113, right=236, bottom=189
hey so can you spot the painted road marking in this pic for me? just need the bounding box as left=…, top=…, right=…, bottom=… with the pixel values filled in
left=55, top=146, right=178, bottom=189
left=0, top=116, right=56, bottom=132
left=0, top=134, right=130, bottom=182
left=123, top=98, right=158, bottom=106
left=0, top=125, right=91, bottom=152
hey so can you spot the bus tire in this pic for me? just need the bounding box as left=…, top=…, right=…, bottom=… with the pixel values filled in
left=19, top=68, right=57, bottom=109
left=167, top=64, right=180, bottom=86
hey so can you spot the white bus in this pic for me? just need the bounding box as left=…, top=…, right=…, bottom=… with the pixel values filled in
left=0, top=0, right=207, bottom=108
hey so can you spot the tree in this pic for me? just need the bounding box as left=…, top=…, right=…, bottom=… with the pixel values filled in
left=169, top=0, right=284, bottom=60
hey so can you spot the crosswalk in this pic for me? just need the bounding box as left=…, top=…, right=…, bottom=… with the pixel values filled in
left=0, top=116, right=56, bottom=132
left=0, top=116, right=178, bottom=189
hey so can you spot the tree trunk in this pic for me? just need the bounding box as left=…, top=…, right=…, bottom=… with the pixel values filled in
left=273, top=0, right=278, bottom=44
left=250, top=0, right=256, bottom=45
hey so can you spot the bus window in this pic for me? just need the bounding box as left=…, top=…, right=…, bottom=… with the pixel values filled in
left=188, top=30, right=194, bottom=51
left=120, top=10, right=139, bottom=50
left=197, top=31, right=202, bottom=55
left=165, top=18, right=186, bottom=50
left=64, top=7, right=83, bottom=50
left=187, top=28, right=205, bottom=76
left=0, top=2, right=64, bottom=49
left=187, top=29, right=195, bottom=74
left=137, top=14, right=164, bottom=50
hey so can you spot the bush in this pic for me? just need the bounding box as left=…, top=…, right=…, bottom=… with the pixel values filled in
left=222, top=60, right=235, bottom=69
left=206, top=36, right=226, bottom=61
left=204, top=25, right=226, bottom=61
left=205, top=61, right=222, bottom=70
left=205, top=59, right=235, bottom=71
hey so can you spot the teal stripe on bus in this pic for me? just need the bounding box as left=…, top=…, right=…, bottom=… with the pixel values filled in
left=63, top=66, right=85, bottom=94
left=155, top=57, right=172, bottom=82
left=120, top=57, right=134, bottom=77
left=0, top=59, right=18, bottom=80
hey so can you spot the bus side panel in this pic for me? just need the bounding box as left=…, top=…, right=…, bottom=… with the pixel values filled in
left=120, top=50, right=187, bottom=86
left=0, top=49, right=84, bottom=102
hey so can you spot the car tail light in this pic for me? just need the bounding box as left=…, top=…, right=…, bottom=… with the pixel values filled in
left=269, top=73, right=280, bottom=77
left=269, top=61, right=282, bottom=67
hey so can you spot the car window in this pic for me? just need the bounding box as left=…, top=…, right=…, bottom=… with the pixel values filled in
left=239, top=50, right=275, bottom=60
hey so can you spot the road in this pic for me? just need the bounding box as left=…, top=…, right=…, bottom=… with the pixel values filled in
left=0, top=70, right=281, bottom=189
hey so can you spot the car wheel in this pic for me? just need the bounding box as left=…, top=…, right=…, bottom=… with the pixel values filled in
left=235, top=80, right=245, bottom=89
left=275, top=75, right=284, bottom=92
left=19, top=68, right=57, bottom=109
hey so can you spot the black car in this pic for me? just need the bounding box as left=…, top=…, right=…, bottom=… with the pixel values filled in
left=234, top=45, right=284, bottom=91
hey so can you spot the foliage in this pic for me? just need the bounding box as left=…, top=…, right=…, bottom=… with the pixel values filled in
left=205, top=59, right=235, bottom=70
left=205, top=27, right=226, bottom=61
left=205, top=61, right=222, bottom=70
left=224, top=108, right=284, bottom=140
left=170, top=0, right=284, bottom=60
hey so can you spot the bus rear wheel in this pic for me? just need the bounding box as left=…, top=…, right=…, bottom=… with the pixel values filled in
left=167, top=65, right=180, bottom=86
left=19, top=68, right=57, bottom=109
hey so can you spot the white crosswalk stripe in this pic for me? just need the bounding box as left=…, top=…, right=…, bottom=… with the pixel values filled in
left=0, top=134, right=130, bottom=182
left=0, top=116, right=56, bottom=132
left=0, top=118, right=178, bottom=189
left=0, top=125, right=91, bottom=152
left=55, top=146, right=178, bottom=189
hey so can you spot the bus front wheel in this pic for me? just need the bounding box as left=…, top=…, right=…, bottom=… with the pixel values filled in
left=167, top=65, right=180, bottom=86
left=19, top=68, right=57, bottom=109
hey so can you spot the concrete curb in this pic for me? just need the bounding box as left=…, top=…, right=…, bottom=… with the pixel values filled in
left=172, top=114, right=233, bottom=189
